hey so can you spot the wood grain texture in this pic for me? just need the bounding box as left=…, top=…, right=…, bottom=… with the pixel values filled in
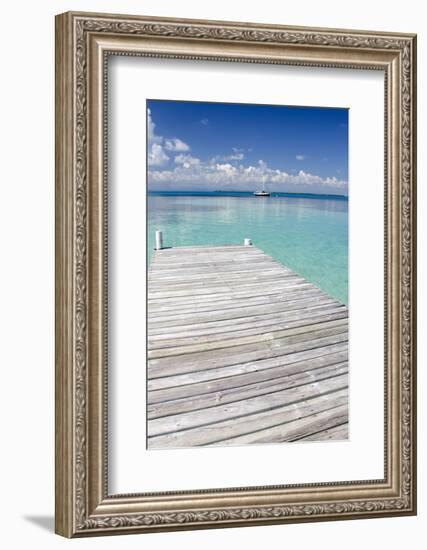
left=147, top=245, right=349, bottom=448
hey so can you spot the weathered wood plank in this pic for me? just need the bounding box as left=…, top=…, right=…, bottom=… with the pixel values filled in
left=148, top=269, right=295, bottom=286
left=149, top=260, right=282, bottom=273
left=148, top=325, right=348, bottom=373
left=147, top=374, right=348, bottom=438
left=148, top=285, right=324, bottom=309
left=206, top=404, right=349, bottom=446
left=151, top=255, right=272, bottom=269
left=148, top=302, right=347, bottom=331
left=148, top=389, right=348, bottom=449
left=149, top=297, right=336, bottom=334
left=148, top=363, right=348, bottom=419
left=148, top=266, right=287, bottom=282
left=148, top=346, right=348, bottom=391
left=147, top=244, right=348, bottom=448
left=148, top=352, right=348, bottom=400
left=148, top=303, right=345, bottom=347
left=299, top=423, right=349, bottom=441
left=148, top=309, right=347, bottom=358
left=148, top=278, right=309, bottom=300
left=148, top=270, right=297, bottom=285
left=148, top=295, right=337, bottom=325
left=148, top=288, right=325, bottom=315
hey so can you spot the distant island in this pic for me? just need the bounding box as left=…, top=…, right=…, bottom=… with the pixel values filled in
left=148, top=190, right=348, bottom=200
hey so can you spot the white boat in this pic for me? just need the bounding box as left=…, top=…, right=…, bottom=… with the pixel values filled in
left=254, top=177, right=270, bottom=196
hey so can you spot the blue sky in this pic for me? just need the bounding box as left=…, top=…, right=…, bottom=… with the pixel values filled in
left=147, top=100, right=348, bottom=196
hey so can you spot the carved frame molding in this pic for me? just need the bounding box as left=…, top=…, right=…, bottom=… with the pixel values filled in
left=55, top=11, right=416, bottom=537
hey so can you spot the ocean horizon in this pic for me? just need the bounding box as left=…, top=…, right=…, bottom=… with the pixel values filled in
left=148, top=190, right=348, bottom=304
left=149, top=190, right=348, bottom=200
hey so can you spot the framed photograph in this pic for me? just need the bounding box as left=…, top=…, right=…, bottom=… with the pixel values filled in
left=55, top=11, right=417, bottom=537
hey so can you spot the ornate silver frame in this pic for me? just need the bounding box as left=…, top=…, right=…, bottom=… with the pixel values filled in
left=55, top=11, right=417, bottom=537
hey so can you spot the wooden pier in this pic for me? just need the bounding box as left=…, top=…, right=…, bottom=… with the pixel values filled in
left=147, top=241, right=348, bottom=449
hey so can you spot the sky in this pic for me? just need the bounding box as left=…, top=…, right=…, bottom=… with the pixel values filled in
left=147, top=100, right=348, bottom=196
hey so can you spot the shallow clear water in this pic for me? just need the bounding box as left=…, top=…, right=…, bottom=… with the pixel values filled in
left=148, top=192, right=348, bottom=304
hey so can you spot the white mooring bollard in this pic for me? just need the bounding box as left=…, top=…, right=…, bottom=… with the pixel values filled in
left=244, top=238, right=252, bottom=246
left=155, top=230, right=164, bottom=250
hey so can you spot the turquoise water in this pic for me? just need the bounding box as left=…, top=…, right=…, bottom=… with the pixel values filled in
left=148, top=192, right=348, bottom=304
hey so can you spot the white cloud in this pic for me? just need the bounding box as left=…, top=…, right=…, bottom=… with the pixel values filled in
left=296, top=154, right=305, bottom=161
left=174, top=154, right=200, bottom=168
left=148, top=143, right=169, bottom=166
left=215, top=163, right=237, bottom=176
left=211, top=151, right=245, bottom=162
left=164, top=138, right=190, bottom=152
left=149, top=158, right=347, bottom=195
left=147, top=108, right=189, bottom=166
left=200, top=118, right=209, bottom=125
left=147, top=108, right=161, bottom=145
